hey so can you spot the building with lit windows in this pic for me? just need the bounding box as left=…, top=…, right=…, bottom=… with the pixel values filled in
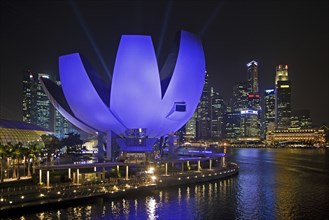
left=196, top=71, right=211, bottom=139
left=264, top=89, right=276, bottom=134
left=275, top=65, right=291, bottom=130
left=224, top=111, right=241, bottom=142
left=290, top=110, right=312, bottom=129
left=266, top=129, right=325, bottom=146
left=239, top=110, right=260, bottom=141
left=185, top=112, right=197, bottom=140
left=232, top=81, right=248, bottom=111
left=22, top=71, right=52, bottom=130
left=210, top=87, right=225, bottom=139
left=247, top=60, right=259, bottom=93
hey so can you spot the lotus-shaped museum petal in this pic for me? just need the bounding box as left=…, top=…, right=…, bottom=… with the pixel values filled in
left=41, top=30, right=205, bottom=141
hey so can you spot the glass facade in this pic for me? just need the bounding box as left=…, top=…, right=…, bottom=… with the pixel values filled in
left=0, top=119, right=49, bottom=145
left=264, top=89, right=276, bottom=134
left=22, top=71, right=51, bottom=130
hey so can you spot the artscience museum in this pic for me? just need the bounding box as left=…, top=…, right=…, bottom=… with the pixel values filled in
left=41, top=30, right=206, bottom=159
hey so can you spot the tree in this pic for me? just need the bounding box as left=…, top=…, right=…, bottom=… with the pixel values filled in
left=0, top=143, right=7, bottom=182
left=61, top=132, right=83, bottom=155
left=41, top=134, right=61, bottom=165
left=13, top=143, right=23, bottom=180
left=27, top=141, right=44, bottom=175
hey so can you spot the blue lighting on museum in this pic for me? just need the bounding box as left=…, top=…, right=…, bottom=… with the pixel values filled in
left=41, top=30, right=206, bottom=155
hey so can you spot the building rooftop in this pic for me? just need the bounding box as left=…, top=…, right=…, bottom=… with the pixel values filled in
left=0, top=118, right=49, bottom=131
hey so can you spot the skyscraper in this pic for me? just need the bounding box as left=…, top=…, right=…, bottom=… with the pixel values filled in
left=232, top=81, right=248, bottom=111
left=196, top=71, right=211, bottom=139
left=210, top=87, right=225, bottom=139
left=224, top=111, right=241, bottom=142
left=264, top=89, right=276, bottom=134
left=22, top=70, right=33, bottom=123
left=290, top=110, right=312, bottom=129
left=22, top=70, right=52, bottom=130
left=184, top=112, right=197, bottom=140
left=240, top=109, right=260, bottom=140
left=247, top=60, right=259, bottom=93
left=275, top=65, right=291, bottom=129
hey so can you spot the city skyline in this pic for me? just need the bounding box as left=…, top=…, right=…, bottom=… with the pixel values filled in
left=1, top=0, right=328, bottom=126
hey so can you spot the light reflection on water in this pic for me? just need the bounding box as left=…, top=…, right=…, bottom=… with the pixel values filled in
left=9, top=148, right=329, bottom=220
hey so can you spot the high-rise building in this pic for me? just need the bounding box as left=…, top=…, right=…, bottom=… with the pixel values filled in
left=210, top=87, right=225, bottom=139
left=196, top=71, right=211, bottom=139
left=247, top=60, right=259, bottom=93
left=240, top=109, right=260, bottom=140
left=290, top=110, right=312, bottom=129
left=264, top=89, right=276, bottom=134
left=224, top=111, right=241, bottom=142
left=247, top=93, right=261, bottom=111
left=52, top=80, right=74, bottom=138
left=232, top=81, right=248, bottom=111
left=275, top=64, right=288, bottom=85
left=23, top=71, right=52, bottom=130
left=22, top=70, right=33, bottom=123
left=275, top=65, right=291, bottom=129
left=185, top=112, right=197, bottom=140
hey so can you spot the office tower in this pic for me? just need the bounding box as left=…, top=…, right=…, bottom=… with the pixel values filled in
left=275, top=64, right=288, bottom=85
left=291, top=110, right=312, bottom=129
left=224, top=112, right=241, bottom=142
left=240, top=110, right=260, bottom=140
left=275, top=65, right=291, bottom=129
left=22, top=70, right=33, bottom=123
left=22, top=70, right=51, bottom=130
left=232, top=81, right=248, bottom=111
left=247, top=60, right=259, bottom=93
left=264, top=89, right=276, bottom=134
left=210, top=87, right=225, bottom=139
left=52, top=80, right=73, bottom=138
left=196, top=71, right=211, bottom=139
left=185, top=112, right=197, bottom=140
left=247, top=93, right=261, bottom=111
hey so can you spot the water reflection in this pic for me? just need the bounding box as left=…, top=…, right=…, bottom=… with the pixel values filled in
left=146, top=196, right=157, bottom=220
left=14, top=149, right=329, bottom=220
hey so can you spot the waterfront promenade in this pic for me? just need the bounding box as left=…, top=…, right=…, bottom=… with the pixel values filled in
left=0, top=162, right=238, bottom=216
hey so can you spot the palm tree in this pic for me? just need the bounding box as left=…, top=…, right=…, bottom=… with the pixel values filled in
left=0, top=143, right=7, bottom=182
left=41, top=134, right=61, bottom=164
left=5, top=142, right=15, bottom=178
left=12, top=143, right=23, bottom=180
left=27, top=141, right=44, bottom=175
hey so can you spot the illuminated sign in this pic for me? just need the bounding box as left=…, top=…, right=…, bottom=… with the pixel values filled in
left=280, top=85, right=290, bottom=88
left=241, top=110, right=258, bottom=115
left=265, top=89, right=275, bottom=94
left=248, top=93, right=260, bottom=99
left=246, top=60, right=258, bottom=67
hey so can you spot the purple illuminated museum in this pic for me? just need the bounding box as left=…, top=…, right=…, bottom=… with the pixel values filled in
left=41, top=30, right=205, bottom=159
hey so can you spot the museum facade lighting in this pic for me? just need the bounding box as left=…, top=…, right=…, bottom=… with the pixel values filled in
left=41, top=30, right=206, bottom=158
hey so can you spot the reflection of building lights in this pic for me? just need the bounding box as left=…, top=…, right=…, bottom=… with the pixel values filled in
left=147, top=167, right=155, bottom=174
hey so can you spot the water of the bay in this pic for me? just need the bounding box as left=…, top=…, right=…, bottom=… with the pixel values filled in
left=10, top=148, right=329, bottom=219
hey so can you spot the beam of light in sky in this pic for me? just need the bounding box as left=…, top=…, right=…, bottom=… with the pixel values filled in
left=69, top=0, right=112, bottom=80
left=156, top=0, right=173, bottom=58
left=199, top=0, right=225, bottom=38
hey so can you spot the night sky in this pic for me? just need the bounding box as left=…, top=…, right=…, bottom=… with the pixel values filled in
left=0, top=0, right=328, bottom=126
